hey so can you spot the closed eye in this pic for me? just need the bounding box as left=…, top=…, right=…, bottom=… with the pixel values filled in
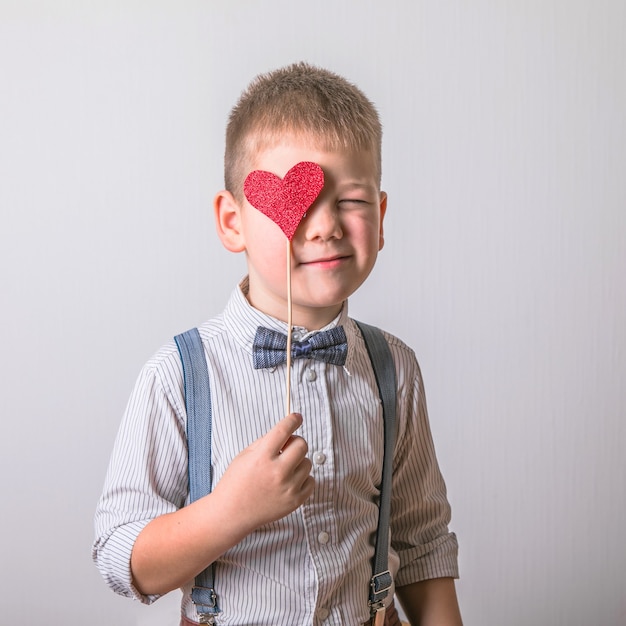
left=338, top=199, right=371, bottom=207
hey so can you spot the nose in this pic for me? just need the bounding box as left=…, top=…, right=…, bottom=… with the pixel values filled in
left=300, top=201, right=343, bottom=242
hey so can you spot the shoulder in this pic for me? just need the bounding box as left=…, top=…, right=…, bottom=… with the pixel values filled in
left=347, top=318, right=425, bottom=393
left=348, top=318, right=418, bottom=364
left=141, top=315, right=228, bottom=392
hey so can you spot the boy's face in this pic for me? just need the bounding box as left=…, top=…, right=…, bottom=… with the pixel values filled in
left=215, top=134, right=386, bottom=330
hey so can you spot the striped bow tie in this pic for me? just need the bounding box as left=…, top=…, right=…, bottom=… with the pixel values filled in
left=252, top=326, right=348, bottom=369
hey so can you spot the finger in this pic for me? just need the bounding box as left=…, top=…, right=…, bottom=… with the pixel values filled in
left=261, top=413, right=303, bottom=456
left=291, top=456, right=313, bottom=484
left=278, top=434, right=309, bottom=462
left=300, top=475, right=315, bottom=501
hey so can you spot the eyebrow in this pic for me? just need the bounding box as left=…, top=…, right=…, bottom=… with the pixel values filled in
left=337, top=181, right=378, bottom=193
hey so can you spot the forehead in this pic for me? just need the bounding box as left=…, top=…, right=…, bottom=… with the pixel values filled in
left=246, top=131, right=377, bottom=178
left=246, top=129, right=338, bottom=160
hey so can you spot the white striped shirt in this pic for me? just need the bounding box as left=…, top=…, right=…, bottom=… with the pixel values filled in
left=93, top=279, right=458, bottom=625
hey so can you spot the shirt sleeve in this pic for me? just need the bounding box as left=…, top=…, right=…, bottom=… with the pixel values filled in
left=389, top=345, right=459, bottom=587
left=92, top=349, right=189, bottom=604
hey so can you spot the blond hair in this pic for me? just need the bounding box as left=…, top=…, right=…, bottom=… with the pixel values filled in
left=225, top=62, right=382, bottom=200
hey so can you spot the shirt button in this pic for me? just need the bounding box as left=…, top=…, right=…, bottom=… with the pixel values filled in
left=313, top=451, right=327, bottom=465
left=305, top=368, right=317, bottom=382
left=317, top=531, right=330, bottom=544
left=316, top=607, right=330, bottom=620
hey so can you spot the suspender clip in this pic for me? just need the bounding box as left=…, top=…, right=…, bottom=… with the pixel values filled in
left=192, top=585, right=219, bottom=624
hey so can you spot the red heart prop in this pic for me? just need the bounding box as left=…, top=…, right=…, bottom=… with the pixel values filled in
left=243, top=161, right=325, bottom=240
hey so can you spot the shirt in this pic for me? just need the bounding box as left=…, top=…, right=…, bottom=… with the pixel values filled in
left=93, top=279, right=459, bottom=625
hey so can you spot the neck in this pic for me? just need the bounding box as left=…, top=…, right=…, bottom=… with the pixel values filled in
left=242, top=276, right=344, bottom=330
left=245, top=291, right=343, bottom=331
left=288, top=303, right=344, bottom=331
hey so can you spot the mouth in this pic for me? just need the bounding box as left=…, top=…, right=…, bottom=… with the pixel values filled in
left=299, top=254, right=351, bottom=269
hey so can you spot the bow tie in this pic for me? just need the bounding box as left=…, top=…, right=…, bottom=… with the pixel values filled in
left=252, top=326, right=348, bottom=369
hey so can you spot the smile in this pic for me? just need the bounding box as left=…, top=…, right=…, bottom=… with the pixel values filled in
left=300, top=255, right=350, bottom=268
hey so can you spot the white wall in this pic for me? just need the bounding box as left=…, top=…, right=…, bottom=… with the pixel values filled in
left=1, top=2, right=624, bottom=624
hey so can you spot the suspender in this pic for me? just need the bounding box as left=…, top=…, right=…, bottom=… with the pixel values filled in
left=175, top=328, right=218, bottom=621
left=175, top=322, right=397, bottom=624
left=354, top=320, right=397, bottom=622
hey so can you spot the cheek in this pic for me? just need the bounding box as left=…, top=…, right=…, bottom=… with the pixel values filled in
left=262, top=245, right=288, bottom=276
left=352, top=217, right=382, bottom=251
left=247, top=227, right=288, bottom=275
left=245, top=212, right=286, bottom=250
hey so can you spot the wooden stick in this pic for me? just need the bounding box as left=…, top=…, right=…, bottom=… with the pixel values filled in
left=285, top=239, right=293, bottom=415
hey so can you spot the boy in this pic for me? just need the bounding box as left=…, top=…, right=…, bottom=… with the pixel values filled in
left=93, top=62, right=462, bottom=626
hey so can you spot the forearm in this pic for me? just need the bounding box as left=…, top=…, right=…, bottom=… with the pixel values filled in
left=396, top=578, right=462, bottom=626
left=131, top=490, right=251, bottom=596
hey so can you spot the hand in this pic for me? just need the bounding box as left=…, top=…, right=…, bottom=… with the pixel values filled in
left=211, top=413, right=314, bottom=533
left=130, top=413, right=313, bottom=596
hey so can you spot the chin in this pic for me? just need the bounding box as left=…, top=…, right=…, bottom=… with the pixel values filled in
left=306, top=294, right=350, bottom=312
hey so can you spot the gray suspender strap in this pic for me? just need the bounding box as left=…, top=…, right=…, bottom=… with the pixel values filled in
left=354, top=320, right=397, bottom=621
left=175, top=322, right=397, bottom=624
left=174, top=328, right=219, bottom=623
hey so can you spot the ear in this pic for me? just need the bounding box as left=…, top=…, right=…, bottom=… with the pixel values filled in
left=378, top=191, right=388, bottom=251
left=214, top=190, right=246, bottom=253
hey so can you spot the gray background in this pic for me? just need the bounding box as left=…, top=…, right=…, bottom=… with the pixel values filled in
left=1, top=1, right=625, bottom=625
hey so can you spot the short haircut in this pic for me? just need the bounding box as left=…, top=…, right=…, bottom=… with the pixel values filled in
left=225, top=62, right=382, bottom=200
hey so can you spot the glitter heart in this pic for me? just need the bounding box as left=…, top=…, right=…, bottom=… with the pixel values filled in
left=243, top=161, right=325, bottom=240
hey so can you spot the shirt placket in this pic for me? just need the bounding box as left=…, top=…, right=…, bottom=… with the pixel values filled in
left=294, top=356, right=340, bottom=624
